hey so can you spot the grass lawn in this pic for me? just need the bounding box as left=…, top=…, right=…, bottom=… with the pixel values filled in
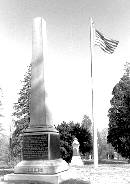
left=0, top=160, right=130, bottom=184
left=61, top=160, right=130, bottom=184
left=0, top=168, right=14, bottom=177
left=83, top=158, right=128, bottom=165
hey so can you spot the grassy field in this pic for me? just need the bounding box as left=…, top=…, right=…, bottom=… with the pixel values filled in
left=0, top=160, right=130, bottom=184
left=61, top=160, right=130, bottom=184
left=83, top=159, right=128, bottom=165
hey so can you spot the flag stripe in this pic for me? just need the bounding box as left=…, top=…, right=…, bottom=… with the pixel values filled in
left=95, top=39, right=115, bottom=54
left=95, top=32, right=118, bottom=52
left=95, top=29, right=119, bottom=54
left=95, top=30, right=119, bottom=47
left=95, top=40, right=114, bottom=54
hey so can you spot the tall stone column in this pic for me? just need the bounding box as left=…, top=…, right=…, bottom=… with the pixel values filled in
left=3, top=17, right=68, bottom=184
left=28, top=17, right=54, bottom=131
left=30, top=17, right=46, bottom=128
left=30, top=17, right=51, bottom=130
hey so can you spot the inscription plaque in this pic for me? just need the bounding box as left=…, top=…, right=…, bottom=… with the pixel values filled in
left=23, top=134, right=48, bottom=160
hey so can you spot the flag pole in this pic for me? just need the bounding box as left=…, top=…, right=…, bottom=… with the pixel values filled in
left=90, top=17, right=98, bottom=168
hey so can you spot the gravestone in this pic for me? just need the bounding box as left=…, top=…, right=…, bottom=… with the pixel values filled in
left=3, top=17, right=68, bottom=184
left=70, top=138, right=83, bottom=166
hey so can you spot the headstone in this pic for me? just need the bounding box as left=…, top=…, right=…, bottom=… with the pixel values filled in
left=70, top=138, right=83, bottom=166
left=89, top=154, right=92, bottom=160
left=114, top=151, right=118, bottom=160
left=3, top=17, right=68, bottom=184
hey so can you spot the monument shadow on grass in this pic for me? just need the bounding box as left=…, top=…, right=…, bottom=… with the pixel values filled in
left=0, top=179, right=90, bottom=184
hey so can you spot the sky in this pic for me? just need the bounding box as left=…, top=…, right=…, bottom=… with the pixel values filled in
left=0, top=0, right=130, bottom=135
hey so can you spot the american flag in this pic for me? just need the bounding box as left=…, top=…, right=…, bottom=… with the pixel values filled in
left=95, top=29, right=119, bottom=54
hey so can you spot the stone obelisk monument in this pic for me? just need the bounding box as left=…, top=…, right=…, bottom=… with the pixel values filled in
left=4, top=17, right=68, bottom=184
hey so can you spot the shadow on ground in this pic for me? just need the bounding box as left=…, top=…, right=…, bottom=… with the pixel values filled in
left=60, top=179, right=90, bottom=184
left=83, top=159, right=128, bottom=165
left=0, top=180, right=90, bottom=184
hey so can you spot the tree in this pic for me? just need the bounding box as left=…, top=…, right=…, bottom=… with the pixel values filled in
left=98, top=128, right=111, bottom=159
left=56, top=121, right=93, bottom=163
left=11, top=65, right=31, bottom=160
left=0, top=88, right=5, bottom=132
left=72, top=122, right=93, bottom=156
left=57, top=121, right=74, bottom=163
left=81, top=115, right=92, bottom=134
left=0, top=88, right=10, bottom=165
left=107, top=62, right=130, bottom=159
left=0, top=134, right=9, bottom=164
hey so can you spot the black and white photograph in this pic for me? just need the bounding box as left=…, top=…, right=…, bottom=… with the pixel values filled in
left=0, top=0, right=129, bottom=183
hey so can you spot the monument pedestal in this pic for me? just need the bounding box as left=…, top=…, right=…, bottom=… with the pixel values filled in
left=4, top=173, right=61, bottom=184
left=3, top=128, right=69, bottom=184
left=14, top=159, right=68, bottom=175
left=4, top=172, right=69, bottom=184
left=15, top=127, right=68, bottom=173
left=70, top=155, right=83, bottom=167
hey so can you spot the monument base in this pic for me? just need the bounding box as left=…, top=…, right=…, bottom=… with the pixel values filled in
left=70, top=156, right=83, bottom=166
left=3, top=173, right=62, bottom=184
left=3, top=159, right=69, bottom=184
left=14, top=158, right=68, bottom=174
